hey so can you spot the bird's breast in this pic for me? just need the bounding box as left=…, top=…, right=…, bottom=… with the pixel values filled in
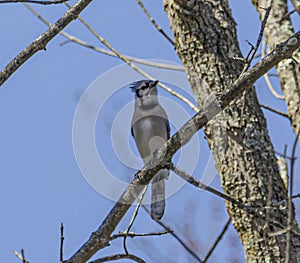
left=132, top=116, right=168, bottom=161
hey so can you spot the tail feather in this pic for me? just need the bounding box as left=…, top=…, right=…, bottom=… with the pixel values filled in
left=151, top=169, right=168, bottom=219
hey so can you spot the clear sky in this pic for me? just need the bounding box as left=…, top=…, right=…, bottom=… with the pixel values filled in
left=0, top=1, right=299, bottom=262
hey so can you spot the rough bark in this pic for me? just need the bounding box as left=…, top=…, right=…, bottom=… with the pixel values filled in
left=164, top=0, right=300, bottom=262
left=252, top=0, right=300, bottom=142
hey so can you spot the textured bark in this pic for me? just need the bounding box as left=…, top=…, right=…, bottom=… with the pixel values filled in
left=164, top=0, right=300, bottom=262
left=252, top=0, right=300, bottom=142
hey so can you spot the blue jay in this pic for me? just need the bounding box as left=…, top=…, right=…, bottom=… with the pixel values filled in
left=130, top=80, right=170, bottom=219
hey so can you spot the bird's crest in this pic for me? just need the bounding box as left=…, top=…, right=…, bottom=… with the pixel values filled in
left=129, top=80, right=158, bottom=92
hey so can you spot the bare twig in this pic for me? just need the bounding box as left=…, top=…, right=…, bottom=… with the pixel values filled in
left=13, top=250, right=29, bottom=263
left=260, top=103, right=289, bottom=118
left=242, top=2, right=272, bottom=73
left=123, top=186, right=148, bottom=254
left=60, top=223, right=65, bottom=263
left=21, top=249, right=26, bottom=263
left=203, top=217, right=231, bottom=263
left=64, top=2, right=199, bottom=112
left=64, top=32, right=300, bottom=263
left=280, top=0, right=300, bottom=21
left=239, top=2, right=273, bottom=126
left=136, top=0, right=174, bottom=45
left=89, top=253, right=146, bottom=263
left=262, top=38, right=285, bottom=99
left=275, top=149, right=295, bottom=160
left=142, top=205, right=203, bottom=263
left=0, top=0, right=93, bottom=86
left=0, top=0, right=68, bottom=4
left=172, top=166, right=247, bottom=210
left=285, top=128, right=300, bottom=262
left=110, top=230, right=171, bottom=241
left=23, top=3, right=184, bottom=71
left=291, top=193, right=300, bottom=199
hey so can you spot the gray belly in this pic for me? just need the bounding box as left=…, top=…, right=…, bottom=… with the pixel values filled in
left=132, top=116, right=168, bottom=162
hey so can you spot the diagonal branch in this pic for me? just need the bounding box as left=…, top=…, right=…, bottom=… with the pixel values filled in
left=0, top=0, right=69, bottom=4
left=136, top=0, right=174, bottom=45
left=202, top=217, right=231, bottom=263
left=64, top=31, right=300, bottom=263
left=0, top=0, right=94, bottom=86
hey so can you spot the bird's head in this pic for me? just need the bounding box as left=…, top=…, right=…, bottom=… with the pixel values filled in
left=130, top=80, right=159, bottom=108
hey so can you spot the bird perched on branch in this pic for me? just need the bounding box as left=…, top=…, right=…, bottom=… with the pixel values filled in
left=130, top=80, right=170, bottom=219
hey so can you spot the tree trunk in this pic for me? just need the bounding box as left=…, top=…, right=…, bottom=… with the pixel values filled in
left=164, top=0, right=300, bottom=261
left=251, top=0, right=300, bottom=142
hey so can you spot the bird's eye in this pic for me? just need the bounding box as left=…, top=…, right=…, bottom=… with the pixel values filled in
left=136, top=89, right=143, bottom=97
left=140, top=83, right=149, bottom=90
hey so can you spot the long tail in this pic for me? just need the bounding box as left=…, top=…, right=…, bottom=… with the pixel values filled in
left=151, top=169, right=168, bottom=219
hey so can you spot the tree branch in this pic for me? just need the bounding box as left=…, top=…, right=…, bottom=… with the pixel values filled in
left=136, top=0, right=174, bottom=45
left=64, top=31, right=300, bottom=263
left=202, top=217, right=231, bottom=263
left=0, top=0, right=69, bottom=4
left=89, top=254, right=145, bottom=263
left=0, top=0, right=93, bottom=86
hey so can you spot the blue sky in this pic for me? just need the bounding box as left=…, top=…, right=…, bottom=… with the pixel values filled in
left=0, top=1, right=299, bottom=262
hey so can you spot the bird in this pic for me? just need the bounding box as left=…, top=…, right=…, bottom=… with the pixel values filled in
left=130, top=79, right=170, bottom=219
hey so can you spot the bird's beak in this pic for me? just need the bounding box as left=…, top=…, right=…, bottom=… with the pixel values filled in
left=150, top=80, right=159, bottom=87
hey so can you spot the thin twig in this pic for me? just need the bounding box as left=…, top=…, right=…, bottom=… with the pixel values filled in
left=22, top=4, right=184, bottom=71
left=291, top=193, right=300, bottom=199
left=260, top=103, right=289, bottom=118
left=203, top=217, right=231, bottom=263
left=123, top=186, right=148, bottom=254
left=275, top=150, right=295, bottom=160
left=0, top=0, right=68, bottom=4
left=239, top=3, right=273, bottom=126
left=280, top=0, right=300, bottom=22
left=172, top=166, right=247, bottom=210
left=242, top=2, right=272, bottom=73
left=285, top=128, right=300, bottom=262
left=110, top=230, right=171, bottom=241
left=136, top=0, right=174, bottom=45
left=89, top=253, right=146, bottom=263
left=21, top=249, right=26, bottom=263
left=262, top=38, right=285, bottom=99
left=142, top=205, right=203, bottom=263
left=13, top=250, right=29, bottom=263
left=64, top=2, right=199, bottom=112
left=60, top=223, right=65, bottom=263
